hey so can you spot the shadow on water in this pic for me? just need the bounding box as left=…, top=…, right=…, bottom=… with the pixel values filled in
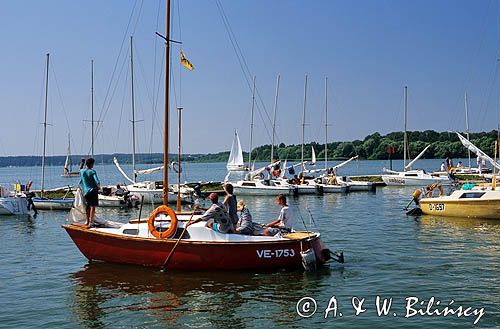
left=69, top=262, right=338, bottom=328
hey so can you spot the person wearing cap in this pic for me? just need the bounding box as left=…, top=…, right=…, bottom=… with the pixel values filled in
left=187, top=192, right=232, bottom=233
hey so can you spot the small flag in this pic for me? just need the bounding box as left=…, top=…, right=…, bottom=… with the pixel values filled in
left=180, top=51, right=194, bottom=71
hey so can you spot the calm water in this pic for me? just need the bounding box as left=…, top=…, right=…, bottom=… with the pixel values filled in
left=0, top=159, right=499, bottom=328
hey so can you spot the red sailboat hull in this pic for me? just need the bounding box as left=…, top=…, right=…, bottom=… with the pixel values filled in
left=63, top=225, right=328, bottom=271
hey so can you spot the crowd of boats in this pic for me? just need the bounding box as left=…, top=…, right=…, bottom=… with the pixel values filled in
left=2, top=0, right=499, bottom=273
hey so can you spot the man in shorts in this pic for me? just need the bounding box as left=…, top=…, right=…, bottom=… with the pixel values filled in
left=80, top=158, right=100, bottom=227
left=187, top=193, right=232, bottom=233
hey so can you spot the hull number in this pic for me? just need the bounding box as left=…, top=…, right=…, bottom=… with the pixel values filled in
left=257, top=249, right=296, bottom=258
left=428, top=203, right=445, bottom=211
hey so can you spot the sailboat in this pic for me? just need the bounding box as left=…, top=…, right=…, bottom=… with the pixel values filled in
left=63, top=1, right=341, bottom=271
left=32, top=54, right=74, bottom=211
left=381, top=86, right=453, bottom=186
left=61, top=134, right=79, bottom=177
left=226, top=130, right=245, bottom=171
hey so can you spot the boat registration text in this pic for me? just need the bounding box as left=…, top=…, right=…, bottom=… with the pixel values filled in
left=428, top=203, right=445, bottom=211
left=256, top=249, right=296, bottom=258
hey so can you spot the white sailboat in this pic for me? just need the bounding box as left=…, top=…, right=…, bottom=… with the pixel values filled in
left=61, top=134, right=79, bottom=177
left=381, top=86, right=453, bottom=186
left=227, top=130, right=245, bottom=171
left=32, top=54, right=74, bottom=211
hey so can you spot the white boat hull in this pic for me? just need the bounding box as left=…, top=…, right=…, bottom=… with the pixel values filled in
left=381, top=170, right=454, bottom=186
left=233, top=186, right=291, bottom=196
left=227, top=164, right=245, bottom=171
left=318, top=184, right=348, bottom=193
left=98, top=194, right=139, bottom=208
left=0, top=197, right=29, bottom=215
left=33, top=198, right=74, bottom=210
left=127, top=187, right=192, bottom=204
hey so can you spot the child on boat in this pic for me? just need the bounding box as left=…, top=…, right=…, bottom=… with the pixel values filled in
left=235, top=200, right=253, bottom=235
left=264, top=194, right=293, bottom=236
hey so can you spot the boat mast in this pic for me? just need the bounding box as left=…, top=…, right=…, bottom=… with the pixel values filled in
left=41, top=53, right=49, bottom=198
left=130, top=36, right=137, bottom=183
left=301, top=74, right=308, bottom=166
left=176, top=107, right=182, bottom=211
left=324, top=77, right=328, bottom=170
left=163, top=0, right=171, bottom=206
left=91, top=59, right=94, bottom=157
left=403, top=86, right=408, bottom=171
left=464, top=91, right=471, bottom=168
left=270, top=74, right=280, bottom=163
left=248, top=76, right=255, bottom=167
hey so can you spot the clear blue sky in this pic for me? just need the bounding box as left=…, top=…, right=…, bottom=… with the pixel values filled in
left=1, top=0, right=500, bottom=156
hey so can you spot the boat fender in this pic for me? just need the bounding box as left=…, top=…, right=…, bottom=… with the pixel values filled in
left=148, top=206, right=178, bottom=239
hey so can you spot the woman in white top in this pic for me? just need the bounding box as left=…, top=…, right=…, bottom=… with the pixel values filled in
left=264, top=194, right=293, bottom=236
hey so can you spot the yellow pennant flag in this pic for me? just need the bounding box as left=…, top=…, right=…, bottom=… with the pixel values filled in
left=180, top=51, right=194, bottom=71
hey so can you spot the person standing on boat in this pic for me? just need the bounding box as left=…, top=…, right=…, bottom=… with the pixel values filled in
left=223, top=183, right=239, bottom=231
left=80, top=158, right=100, bottom=227
left=235, top=200, right=253, bottom=235
left=188, top=193, right=232, bottom=233
left=440, top=161, right=446, bottom=172
left=264, top=194, right=293, bottom=236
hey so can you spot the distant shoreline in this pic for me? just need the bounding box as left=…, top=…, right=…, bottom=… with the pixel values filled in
left=0, top=129, right=496, bottom=168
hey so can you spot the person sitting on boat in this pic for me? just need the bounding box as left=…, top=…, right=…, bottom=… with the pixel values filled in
left=264, top=194, right=293, bottom=236
left=115, top=184, right=126, bottom=196
left=235, top=200, right=253, bottom=235
left=80, top=158, right=100, bottom=227
left=223, top=183, right=239, bottom=231
left=440, top=161, right=446, bottom=172
left=188, top=192, right=232, bottom=233
left=456, top=161, right=463, bottom=170
left=292, top=175, right=300, bottom=185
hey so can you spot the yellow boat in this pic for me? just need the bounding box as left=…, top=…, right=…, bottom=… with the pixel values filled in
left=419, top=189, right=500, bottom=219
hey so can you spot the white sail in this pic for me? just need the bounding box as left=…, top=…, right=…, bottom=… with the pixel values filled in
left=456, top=132, right=500, bottom=170
left=227, top=130, right=244, bottom=170
left=311, top=146, right=316, bottom=165
left=136, top=166, right=163, bottom=175
left=113, top=157, right=136, bottom=184
left=404, top=144, right=430, bottom=170
left=63, top=137, right=72, bottom=174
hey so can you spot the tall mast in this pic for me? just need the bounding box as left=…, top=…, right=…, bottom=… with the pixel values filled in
left=41, top=53, right=49, bottom=198
left=301, top=74, right=308, bottom=165
left=130, top=36, right=137, bottom=183
left=248, top=76, right=256, bottom=167
left=270, top=74, right=280, bottom=163
left=403, top=86, right=408, bottom=171
left=91, top=59, right=94, bottom=157
left=324, top=77, right=328, bottom=170
left=464, top=91, right=471, bottom=168
left=176, top=107, right=182, bottom=212
left=163, top=0, right=171, bottom=206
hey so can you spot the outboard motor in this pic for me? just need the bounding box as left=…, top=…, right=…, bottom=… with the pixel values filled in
left=292, top=186, right=299, bottom=197
left=316, top=185, right=324, bottom=195
left=301, top=249, right=317, bottom=271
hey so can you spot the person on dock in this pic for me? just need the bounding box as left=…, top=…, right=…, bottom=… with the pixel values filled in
left=188, top=192, right=232, bottom=233
left=264, top=194, right=293, bottom=236
left=80, top=158, right=100, bottom=227
left=235, top=200, right=253, bottom=235
left=223, top=183, right=239, bottom=231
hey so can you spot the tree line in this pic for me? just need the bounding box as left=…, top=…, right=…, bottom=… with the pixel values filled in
left=0, top=130, right=497, bottom=167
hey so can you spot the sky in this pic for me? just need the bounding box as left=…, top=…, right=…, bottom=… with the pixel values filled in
left=1, top=0, right=500, bottom=156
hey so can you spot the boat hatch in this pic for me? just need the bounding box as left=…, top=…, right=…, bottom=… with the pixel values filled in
left=459, top=192, right=486, bottom=199
left=123, top=229, right=139, bottom=235
left=404, top=174, right=418, bottom=177
left=242, top=182, right=256, bottom=187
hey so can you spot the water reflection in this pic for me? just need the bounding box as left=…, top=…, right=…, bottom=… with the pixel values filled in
left=70, top=263, right=333, bottom=328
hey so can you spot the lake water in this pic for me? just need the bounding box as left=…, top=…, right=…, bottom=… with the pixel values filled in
left=0, top=159, right=498, bottom=328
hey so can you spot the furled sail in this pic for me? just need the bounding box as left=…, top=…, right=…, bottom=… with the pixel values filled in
left=227, top=130, right=244, bottom=170
left=456, top=132, right=500, bottom=170
left=404, top=145, right=430, bottom=170
left=113, top=157, right=135, bottom=184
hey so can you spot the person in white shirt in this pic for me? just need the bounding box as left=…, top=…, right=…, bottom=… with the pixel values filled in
left=264, top=194, right=293, bottom=236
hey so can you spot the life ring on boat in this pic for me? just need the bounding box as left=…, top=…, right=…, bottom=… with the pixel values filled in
left=148, top=205, right=178, bottom=239
left=170, top=161, right=182, bottom=174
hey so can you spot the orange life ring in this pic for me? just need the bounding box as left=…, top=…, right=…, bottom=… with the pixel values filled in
left=148, top=205, right=178, bottom=239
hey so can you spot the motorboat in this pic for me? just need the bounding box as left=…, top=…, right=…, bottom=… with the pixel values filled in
left=0, top=185, right=29, bottom=215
